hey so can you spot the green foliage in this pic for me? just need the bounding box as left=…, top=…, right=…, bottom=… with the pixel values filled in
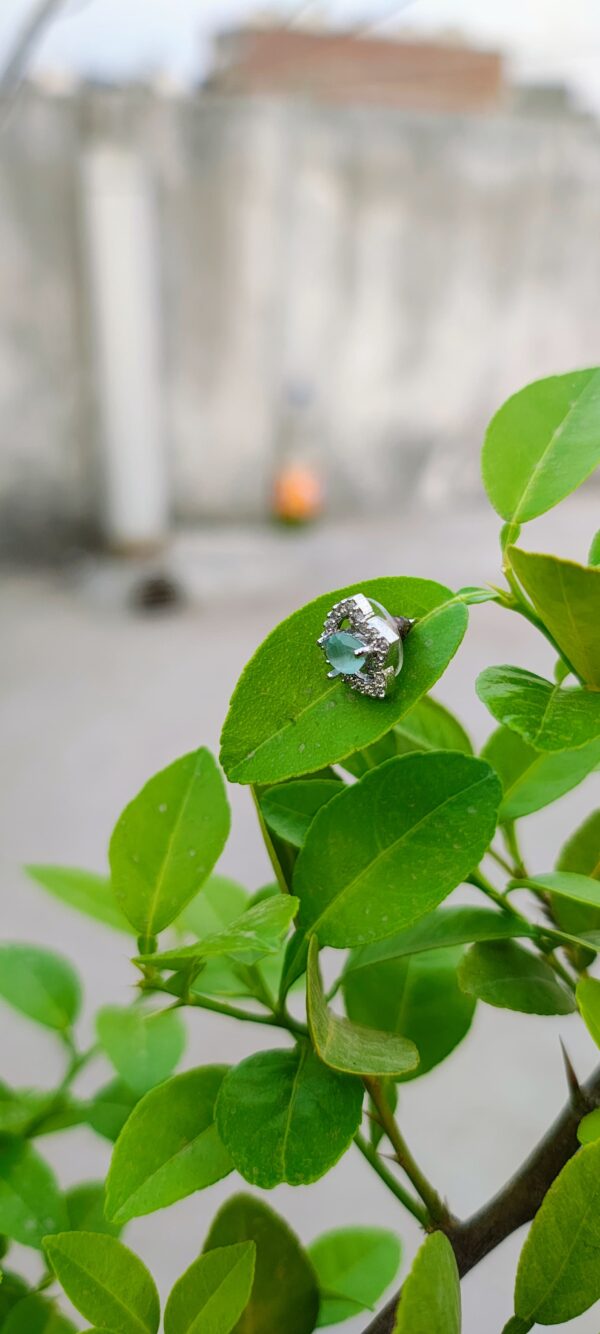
left=514, top=1139, right=600, bottom=1323
left=508, top=547, right=600, bottom=688
left=105, top=1067, right=232, bottom=1223
left=163, top=1243, right=255, bottom=1334
left=261, top=780, right=342, bottom=847
left=96, top=1005, right=186, bottom=1096
left=204, top=1195, right=319, bottom=1334
left=341, top=907, right=531, bottom=977
left=26, top=865, right=132, bottom=933
left=0, top=944, right=81, bottom=1032
left=0, top=1141, right=66, bottom=1248
left=307, top=1227, right=401, bottom=1326
left=220, top=577, right=467, bottom=784
left=458, top=941, right=576, bottom=1015
left=44, top=1233, right=160, bottom=1334
left=6, top=369, right=600, bottom=1332
left=109, top=748, right=230, bottom=938
left=344, top=944, right=476, bottom=1079
left=481, top=725, right=600, bottom=821
left=307, top=937, right=419, bottom=1078
left=215, top=1044, right=363, bottom=1187
left=1, top=1294, right=77, bottom=1333
left=481, top=367, right=600, bottom=524
left=341, top=695, right=472, bottom=777
left=65, top=1183, right=122, bottom=1237
left=393, top=1232, right=461, bottom=1333
left=293, top=752, right=500, bottom=948
left=477, top=666, right=600, bottom=751
left=139, top=895, right=298, bottom=971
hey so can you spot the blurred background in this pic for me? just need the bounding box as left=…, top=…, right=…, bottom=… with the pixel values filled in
left=1, top=2, right=599, bottom=1331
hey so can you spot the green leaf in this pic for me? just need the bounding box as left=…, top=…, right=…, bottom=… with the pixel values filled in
left=105, top=1067, right=232, bottom=1224
left=509, top=547, right=600, bottom=688
left=292, top=753, right=501, bottom=948
left=589, top=528, right=600, bottom=565
left=477, top=666, right=600, bottom=751
left=177, top=875, right=248, bottom=938
left=0, top=1271, right=30, bottom=1324
left=261, top=780, right=342, bottom=848
left=215, top=1044, right=363, bottom=1188
left=577, top=1107, right=600, bottom=1145
left=515, top=1138, right=600, bottom=1322
left=65, top=1183, right=122, bottom=1237
left=96, top=1006, right=186, bottom=1096
left=0, top=1141, right=66, bottom=1248
left=551, top=810, right=600, bottom=942
left=344, top=945, right=475, bottom=1080
left=0, top=1086, right=58, bottom=1137
left=341, top=907, right=532, bottom=981
left=306, top=937, right=419, bottom=1078
left=517, top=870, right=600, bottom=913
left=0, top=945, right=81, bottom=1032
left=1, top=1294, right=77, bottom=1333
left=25, top=865, right=132, bottom=934
left=140, top=895, right=298, bottom=971
left=307, top=1226, right=401, bottom=1327
left=164, top=1243, right=255, bottom=1334
left=502, top=1320, right=533, bottom=1334
left=481, top=367, right=600, bottom=524
left=44, top=1233, right=160, bottom=1334
left=204, top=1194, right=319, bottom=1334
left=220, top=577, right=468, bottom=785
left=109, top=749, right=230, bottom=937
left=341, top=696, right=472, bottom=777
left=393, top=1231, right=460, bottom=1333
left=481, top=725, right=600, bottom=821
left=86, top=1080, right=138, bottom=1143
left=576, top=976, right=600, bottom=1047
left=458, top=941, right=575, bottom=1015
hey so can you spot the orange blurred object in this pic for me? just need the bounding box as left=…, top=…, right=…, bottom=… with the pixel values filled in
left=272, top=463, right=324, bottom=523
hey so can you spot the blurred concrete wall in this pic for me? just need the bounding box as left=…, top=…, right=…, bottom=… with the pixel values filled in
left=1, top=87, right=600, bottom=550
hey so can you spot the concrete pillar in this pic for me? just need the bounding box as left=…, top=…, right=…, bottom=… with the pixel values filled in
left=79, top=147, right=168, bottom=552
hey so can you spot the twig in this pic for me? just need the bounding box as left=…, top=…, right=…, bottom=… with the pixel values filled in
left=361, top=1060, right=600, bottom=1333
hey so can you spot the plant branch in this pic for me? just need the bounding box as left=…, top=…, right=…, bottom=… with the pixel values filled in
left=354, top=1132, right=430, bottom=1227
left=362, top=1060, right=600, bottom=1334
left=363, top=1077, right=450, bottom=1226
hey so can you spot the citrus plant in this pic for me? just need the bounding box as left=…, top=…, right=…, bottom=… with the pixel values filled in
left=1, top=368, right=600, bottom=1334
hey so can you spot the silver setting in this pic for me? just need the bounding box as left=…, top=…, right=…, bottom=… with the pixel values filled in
left=317, top=593, right=411, bottom=699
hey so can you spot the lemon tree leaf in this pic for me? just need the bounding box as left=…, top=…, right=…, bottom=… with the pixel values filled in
left=164, top=1243, right=255, bottom=1334
left=25, top=866, right=132, bottom=934
left=109, top=749, right=230, bottom=937
left=306, top=937, right=419, bottom=1078
left=215, top=1044, right=363, bottom=1188
left=481, top=726, right=600, bottom=820
left=204, top=1195, right=319, bottom=1334
left=482, top=368, right=600, bottom=524
left=0, top=1140, right=67, bottom=1249
left=393, top=1232, right=460, bottom=1333
left=307, top=1227, right=401, bottom=1327
left=292, top=753, right=500, bottom=949
left=105, top=1067, right=232, bottom=1224
left=514, top=1139, right=600, bottom=1323
left=458, top=941, right=575, bottom=1015
left=141, top=895, right=298, bottom=971
left=509, top=547, right=600, bottom=687
left=220, top=578, right=468, bottom=785
left=0, top=945, right=81, bottom=1032
left=44, top=1233, right=160, bottom=1334
left=477, top=667, right=600, bottom=751
left=96, top=1006, right=186, bottom=1096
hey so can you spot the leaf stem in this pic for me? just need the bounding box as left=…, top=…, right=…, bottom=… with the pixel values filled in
left=470, top=871, right=576, bottom=992
left=354, top=1132, right=430, bottom=1227
left=363, top=1077, right=450, bottom=1226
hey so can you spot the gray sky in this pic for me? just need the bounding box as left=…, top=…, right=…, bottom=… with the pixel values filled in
left=1, top=0, right=600, bottom=111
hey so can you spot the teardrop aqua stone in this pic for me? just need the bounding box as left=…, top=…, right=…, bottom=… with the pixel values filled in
left=324, top=630, right=366, bottom=676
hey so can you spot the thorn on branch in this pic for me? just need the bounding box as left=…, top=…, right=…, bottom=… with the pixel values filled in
left=560, top=1039, right=584, bottom=1108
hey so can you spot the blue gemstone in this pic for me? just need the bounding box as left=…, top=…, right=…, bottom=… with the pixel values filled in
left=325, top=630, right=367, bottom=676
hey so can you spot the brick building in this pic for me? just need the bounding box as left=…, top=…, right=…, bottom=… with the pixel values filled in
left=208, top=26, right=505, bottom=113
